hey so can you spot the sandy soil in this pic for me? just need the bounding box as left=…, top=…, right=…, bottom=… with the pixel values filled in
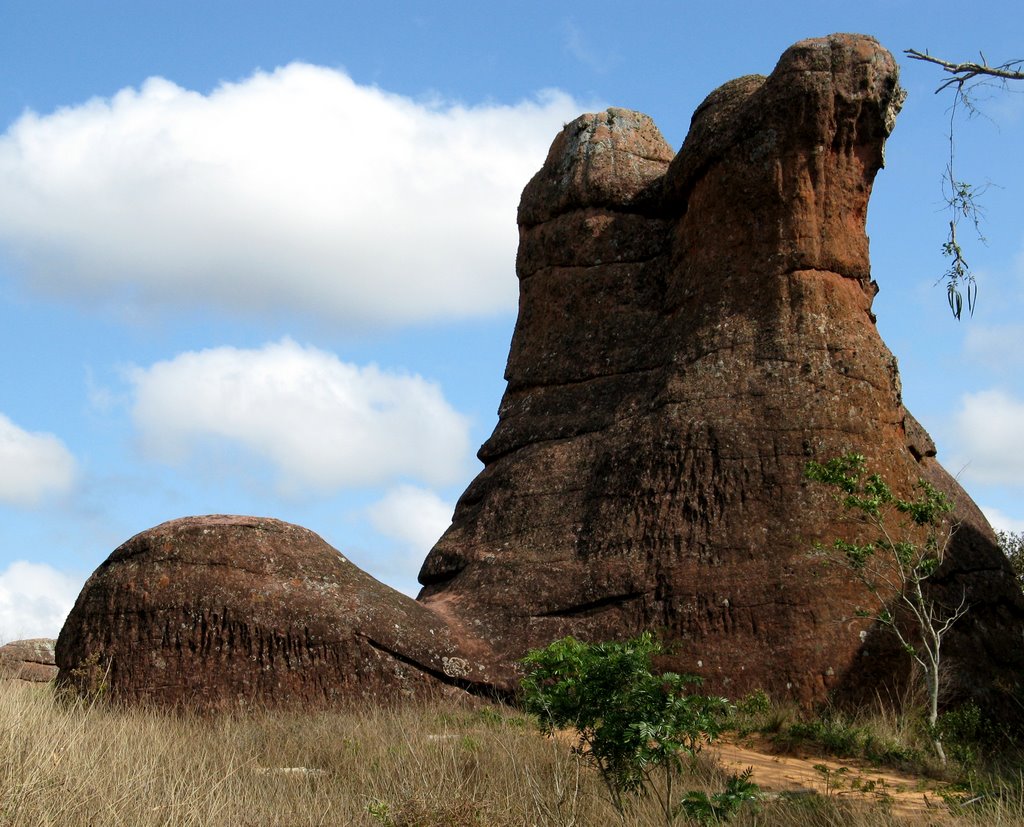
left=712, top=735, right=956, bottom=822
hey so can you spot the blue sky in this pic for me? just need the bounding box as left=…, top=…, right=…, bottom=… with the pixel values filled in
left=1, top=2, right=1022, bottom=640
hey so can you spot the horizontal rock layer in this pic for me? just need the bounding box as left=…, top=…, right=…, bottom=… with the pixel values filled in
left=0, top=638, right=57, bottom=682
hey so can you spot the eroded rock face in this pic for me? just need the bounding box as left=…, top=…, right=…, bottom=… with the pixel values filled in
left=55, top=517, right=509, bottom=707
left=57, top=34, right=1024, bottom=712
left=0, top=638, right=57, bottom=682
left=418, top=33, right=1024, bottom=708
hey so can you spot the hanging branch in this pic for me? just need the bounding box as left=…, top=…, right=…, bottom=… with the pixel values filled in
left=904, top=48, right=1023, bottom=319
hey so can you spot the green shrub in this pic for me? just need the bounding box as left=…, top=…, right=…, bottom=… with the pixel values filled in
left=786, top=717, right=864, bottom=757
left=735, top=689, right=771, bottom=717
left=519, top=632, right=730, bottom=822
left=935, top=702, right=994, bottom=767
left=679, top=767, right=761, bottom=824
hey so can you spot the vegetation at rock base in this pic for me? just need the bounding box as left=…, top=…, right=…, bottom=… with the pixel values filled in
left=805, top=453, right=967, bottom=765
left=519, top=632, right=750, bottom=823
left=2, top=677, right=1024, bottom=825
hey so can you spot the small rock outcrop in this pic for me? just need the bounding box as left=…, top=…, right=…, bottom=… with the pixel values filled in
left=57, top=34, right=1024, bottom=712
left=0, top=638, right=57, bottom=682
left=56, top=516, right=507, bottom=708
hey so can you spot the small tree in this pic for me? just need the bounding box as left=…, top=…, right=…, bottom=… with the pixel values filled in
left=519, top=632, right=729, bottom=823
left=805, top=454, right=969, bottom=764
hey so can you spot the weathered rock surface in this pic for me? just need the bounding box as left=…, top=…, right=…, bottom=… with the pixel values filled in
left=0, top=638, right=57, bottom=682
left=57, top=34, right=1024, bottom=712
left=418, top=33, right=1024, bottom=709
left=55, top=516, right=508, bottom=708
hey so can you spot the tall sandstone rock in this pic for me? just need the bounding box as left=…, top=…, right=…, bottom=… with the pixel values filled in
left=57, top=34, right=1023, bottom=711
left=417, top=32, right=1024, bottom=707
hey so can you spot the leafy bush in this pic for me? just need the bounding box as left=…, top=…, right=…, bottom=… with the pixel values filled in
left=735, top=689, right=771, bottom=718
left=519, top=632, right=730, bottom=822
left=935, top=702, right=995, bottom=767
left=787, top=718, right=863, bottom=758
left=779, top=711, right=922, bottom=770
left=679, top=767, right=761, bottom=824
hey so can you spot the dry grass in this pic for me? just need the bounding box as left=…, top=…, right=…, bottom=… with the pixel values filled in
left=0, top=680, right=1021, bottom=826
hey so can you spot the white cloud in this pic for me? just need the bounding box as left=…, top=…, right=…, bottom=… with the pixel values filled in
left=981, top=505, right=1024, bottom=534
left=0, top=64, right=584, bottom=326
left=0, top=561, right=82, bottom=641
left=128, top=339, right=471, bottom=492
left=0, top=413, right=78, bottom=507
left=367, top=484, right=453, bottom=550
left=952, top=389, right=1024, bottom=486
left=364, top=484, right=454, bottom=596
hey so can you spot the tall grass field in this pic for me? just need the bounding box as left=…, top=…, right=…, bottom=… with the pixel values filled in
left=2, top=676, right=1023, bottom=826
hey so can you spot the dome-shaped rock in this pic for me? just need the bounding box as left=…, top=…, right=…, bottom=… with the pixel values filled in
left=56, top=516, right=506, bottom=708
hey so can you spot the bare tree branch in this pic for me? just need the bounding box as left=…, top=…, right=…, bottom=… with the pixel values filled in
left=905, top=49, right=1024, bottom=92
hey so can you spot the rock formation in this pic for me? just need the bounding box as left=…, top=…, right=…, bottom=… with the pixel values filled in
left=418, top=32, right=1024, bottom=708
left=0, top=638, right=57, bottom=682
left=57, top=33, right=1024, bottom=712
left=56, top=516, right=507, bottom=708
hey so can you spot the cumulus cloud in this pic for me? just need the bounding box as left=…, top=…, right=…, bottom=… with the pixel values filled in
left=365, top=484, right=454, bottom=595
left=128, top=339, right=471, bottom=492
left=0, top=560, right=82, bottom=640
left=0, top=413, right=77, bottom=507
left=0, top=65, right=584, bottom=326
left=367, top=484, right=454, bottom=550
left=952, top=389, right=1024, bottom=486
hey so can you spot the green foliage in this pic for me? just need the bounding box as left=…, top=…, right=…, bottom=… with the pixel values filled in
left=780, top=713, right=922, bottom=768
left=942, top=182, right=982, bottom=320
left=678, top=768, right=761, bottom=824
left=935, top=702, right=995, bottom=767
left=805, top=454, right=956, bottom=620
left=812, top=763, right=850, bottom=796
left=366, top=800, right=391, bottom=824
left=996, top=530, right=1024, bottom=593
left=905, top=47, right=1024, bottom=318
left=519, top=632, right=730, bottom=818
left=788, top=718, right=863, bottom=758
left=735, top=689, right=771, bottom=718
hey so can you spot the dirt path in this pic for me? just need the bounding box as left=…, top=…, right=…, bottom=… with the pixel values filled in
left=712, top=736, right=953, bottom=822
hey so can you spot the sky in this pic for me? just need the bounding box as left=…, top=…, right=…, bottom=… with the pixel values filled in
left=1, top=1, right=1022, bottom=641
